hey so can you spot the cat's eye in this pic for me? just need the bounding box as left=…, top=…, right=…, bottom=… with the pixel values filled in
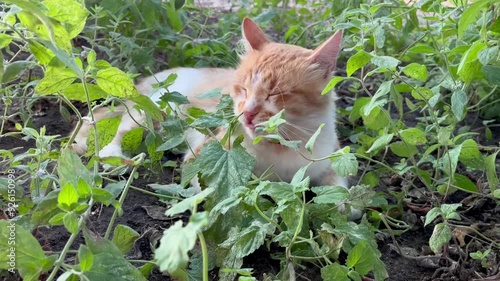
left=267, top=91, right=284, bottom=99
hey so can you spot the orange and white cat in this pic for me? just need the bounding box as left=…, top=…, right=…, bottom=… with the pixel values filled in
left=73, top=18, right=347, bottom=189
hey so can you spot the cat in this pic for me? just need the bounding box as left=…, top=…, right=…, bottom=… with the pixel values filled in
left=72, top=17, right=348, bottom=190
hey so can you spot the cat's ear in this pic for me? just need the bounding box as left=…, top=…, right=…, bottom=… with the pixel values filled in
left=242, top=17, right=270, bottom=51
left=309, top=30, right=343, bottom=73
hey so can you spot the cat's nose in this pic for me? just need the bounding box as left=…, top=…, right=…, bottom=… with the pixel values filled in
left=243, top=111, right=257, bottom=123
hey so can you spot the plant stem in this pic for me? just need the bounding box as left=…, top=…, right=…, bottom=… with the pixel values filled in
left=46, top=199, right=94, bottom=281
left=198, top=232, right=209, bottom=281
left=104, top=154, right=144, bottom=239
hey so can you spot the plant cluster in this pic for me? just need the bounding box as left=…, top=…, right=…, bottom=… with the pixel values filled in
left=0, top=0, right=499, bottom=281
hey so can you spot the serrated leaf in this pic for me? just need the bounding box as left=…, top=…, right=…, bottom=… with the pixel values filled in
left=196, top=141, right=255, bottom=197
left=346, top=50, right=372, bottom=77
left=155, top=213, right=208, bottom=273
left=60, top=83, right=107, bottom=102
left=366, top=133, right=393, bottom=153
left=35, top=66, right=78, bottom=95
left=85, top=116, right=121, bottom=157
left=95, top=67, right=139, bottom=98
left=78, top=245, right=94, bottom=271
left=371, top=55, right=400, bottom=68
left=43, top=0, right=88, bottom=38
left=63, top=212, right=79, bottom=234
left=220, top=222, right=273, bottom=259
left=346, top=240, right=375, bottom=275
left=320, top=263, right=350, bottom=281
left=305, top=124, right=324, bottom=153
left=331, top=153, right=358, bottom=177
left=165, top=188, right=214, bottom=216
left=311, top=186, right=349, bottom=204
left=451, top=90, right=467, bottom=121
left=111, top=224, right=140, bottom=254
left=402, top=63, right=428, bottom=82
left=0, top=220, right=47, bottom=280
left=400, top=128, right=427, bottom=145
left=429, top=223, right=452, bottom=254
left=83, top=252, right=147, bottom=281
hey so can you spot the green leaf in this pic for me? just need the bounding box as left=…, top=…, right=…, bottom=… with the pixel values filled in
left=83, top=252, right=147, bottom=281
left=78, top=245, right=94, bottom=271
left=366, top=133, right=393, bottom=153
left=85, top=116, right=121, bottom=157
left=411, top=86, right=434, bottom=100
left=478, top=46, right=498, bottom=66
left=305, top=124, right=324, bottom=153
left=346, top=240, right=375, bottom=275
left=36, top=66, right=78, bottom=95
left=346, top=50, right=372, bottom=77
left=122, top=127, right=144, bottom=154
left=459, top=139, right=483, bottom=169
left=442, top=145, right=462, bottom=176
left=111, top=224, right=140, bottom=254
left=363, top=80, right=392, bottom=116
left=220, top=221, right=274, bottom=259
left=196, top=141, right=255, bottom=197
left=322, top=77, right=347, bottom=95
left=159, top=91, right=190, bottom=105
left=453, top=174, right=478, bottom=193
left=63, top=212, right=79, bottom=234
left=49, top=212, right=65, bottom=225
left=400, top=128, right=427, bottom=145
left=311, top=186, right=349, bottom=204
left=320, top=263, right=350, bottom=281
left=155, top=212, right=208, bottom=273
left=0, top=33, right=12, bottom=48
left=18, top=10, right=72, bottom=51
left=485, top=152, right=499, bottom=192
left=29, top=41, right=54, bottom=65
left=389, top=141, right=418, bottom=157
left=482, top=65, right=500, bottom=86
left=360, top=172, right=379, bottom=188
left=91, top=188, right=114, bottom=205
left=43, top=0, right=88, bottom=38
left=424, top=207, right=441, bottom=226
left=458, top=0, right=489, bottom=38
left=32, top=190, right=60, bottom=225
left=429, top=223, right=452, bottom=254
left=402, top=63, right=428, bottom=82
left=95, top=67, right=139, bottom=98
left=60, top=83, right=107, bottom=102
left=371, top=55, right=400, bottom=68
left=129, top=94, right=163, bottom=120
left=451, top=90, right=467, bottom=121
left=331, top=153, right=358, bottom=177
left=407, top=44, right=435, bottom=54
left=58, top=182, right=79, bottom=211
left=0, top=220, right=47, bottom=279
left=440, top=203, right=461, bottom=220
left=165, top=188, right=214, bottom=216
left=349, top=97, right=370, bottom=123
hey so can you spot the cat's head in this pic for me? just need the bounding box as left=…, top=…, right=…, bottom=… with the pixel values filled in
left=231, top=18, right=343, bottom=139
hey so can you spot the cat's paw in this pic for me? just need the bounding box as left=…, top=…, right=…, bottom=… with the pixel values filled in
left=99, top=143, right=126, bottom=158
